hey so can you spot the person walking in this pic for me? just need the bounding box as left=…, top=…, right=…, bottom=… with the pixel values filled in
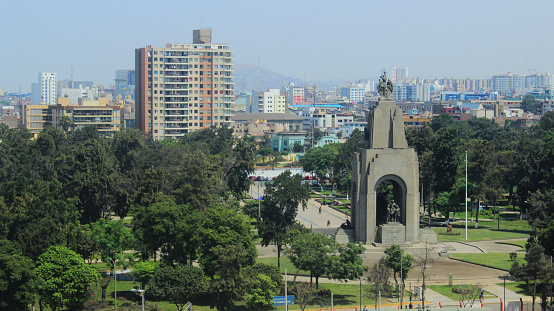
left=327, top=220, right=330, bottom=227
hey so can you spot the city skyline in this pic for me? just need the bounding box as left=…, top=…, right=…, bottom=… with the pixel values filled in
left=2, top=0, right=553, bottom=92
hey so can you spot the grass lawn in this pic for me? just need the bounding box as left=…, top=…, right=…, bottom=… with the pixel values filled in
left=449, top=253, right=525, bottom=271
left=427, top=285, right=496, bottom=301
left=496, top=240, right=527, bottom=248
left=496, top=281, right=532, bottom=296
left=256, top=256, right=310, bottom=275
left=433, top=219, right=531, bottom=241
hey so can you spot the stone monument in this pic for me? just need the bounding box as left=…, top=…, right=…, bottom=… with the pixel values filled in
left=349, top=72, right=437, bottom=245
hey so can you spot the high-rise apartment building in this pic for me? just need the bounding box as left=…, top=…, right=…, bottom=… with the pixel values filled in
left=384, top=66, right=408, bottom=84
left=135, top=29, right=234, bottom=140
left=31, top=73, right=57, bottom=105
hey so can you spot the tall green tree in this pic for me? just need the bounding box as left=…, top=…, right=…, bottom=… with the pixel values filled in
left=521, top=95, right=537, bottom=114
left=195, top=204, right=257, bottom=278
left=0, top=242, right=39, bottom=310
left=148, top=265, right=208, bottom=311
left=286, top=233, right=336, bottom=288
left=35, top=246, right=99, bottom=311
left=384, top=244, right=413, bottom=285
left=258, top=171, right=310, bottom=268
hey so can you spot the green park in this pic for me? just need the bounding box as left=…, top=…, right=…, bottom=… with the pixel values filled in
left=1, top=110, right=554, bottom=311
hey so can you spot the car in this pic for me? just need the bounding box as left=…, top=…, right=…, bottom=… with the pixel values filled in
left=272, top=176, right=277, bottom=180
left=303, top=176, right=313, bottom=180
left=257, top=176, right=265, bottom=181
left=248, top=176, right=256, bottom=180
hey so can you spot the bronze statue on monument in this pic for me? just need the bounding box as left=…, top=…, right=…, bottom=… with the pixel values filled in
left=378, top=71, right=394, bottom=99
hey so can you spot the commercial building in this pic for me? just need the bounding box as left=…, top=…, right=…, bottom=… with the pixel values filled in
left=31, top=73, right=57, bottom=105
left=288, top=86, right=305, bottom=105
left=135, top=29, right=234, bottom=140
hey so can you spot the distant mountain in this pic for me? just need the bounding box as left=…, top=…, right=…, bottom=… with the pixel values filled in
left=233, top=64, right=346, bottom=92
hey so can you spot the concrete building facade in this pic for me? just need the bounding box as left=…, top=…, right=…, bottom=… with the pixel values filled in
left=135, top=29, right=234, bottom=140
left=31, top=73, right=57, bottom=105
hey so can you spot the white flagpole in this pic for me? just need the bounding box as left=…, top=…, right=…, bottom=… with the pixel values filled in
left=465, top=151, right=468, bottom=241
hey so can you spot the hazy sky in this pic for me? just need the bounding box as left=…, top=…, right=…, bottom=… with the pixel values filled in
left=2, top=0, right=553, bottom=93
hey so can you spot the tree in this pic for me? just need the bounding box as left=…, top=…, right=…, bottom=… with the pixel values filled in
left=243, top=263, right=284, bottom=290
left=510, top=245, right=553, bottom=311
left=292, top=141, right=304, bottom=153
left=305, top=128, right=324, bottom=147
left=330, top=242, right=368, bottom=282
left=366, top=257, right=392, bottom=308
left=432, top=127, right=462, bottom=194
left=59, top=115, right=72, bottom=133
left=286, top=232, right=335, bottom=288
left=172, top=150, right=221, bottom=210
left=258, top=171, right=310, bottom=268
left=291, top=283, right=319, bottom=311
left=430, top=114, right=454, bottom=132
left=521, top=95, right=537, bottom=114
left=384, top=244, right=413, bottom=285
left=148, top=265, right=208, bottom=311
left=0, top=249, right=39, bottom=310
left=415, top=242, right=435, bottom=310
left=35, top=246, right=99, bottom=311
left=132, top=261, right=160, bottom=289
left=89, top=218, right=134, bottom=265
left=209, top=245, right=251, bottom=311
left=195, top=204, right=257, bottom=278
left=132, top=200, right=194, bottom=264
left=225, top=139, right=255, bottom=200
left=300, top=144, right=339, bottom=188
left=244, top=274, right=277, bottom=311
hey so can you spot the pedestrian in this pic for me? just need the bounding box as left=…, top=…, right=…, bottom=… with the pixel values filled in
left=319, top=206, right=322, bottom=214
left=327, top=220, right=330, bottom=227
left=363, top=306, right=368, bottom=311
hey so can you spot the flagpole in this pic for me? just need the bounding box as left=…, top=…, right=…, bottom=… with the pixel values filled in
left=465, top=151, right=468, bottom=241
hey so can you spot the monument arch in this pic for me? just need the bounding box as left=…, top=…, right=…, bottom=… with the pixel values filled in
left=349, top=72, right=437, bottom=245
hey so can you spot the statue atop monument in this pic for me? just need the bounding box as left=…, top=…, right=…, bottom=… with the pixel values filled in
left=386, top=200, right=401, bottom=223
left=378, top=71, right=394, bottom=100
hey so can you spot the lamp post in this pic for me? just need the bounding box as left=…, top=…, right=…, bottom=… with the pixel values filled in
left=130, top=289, right=145, bottom=311
left=503, top=274, right=507, bottom=309
left=109, top=258, right=117, bottom=311
left=360, top=277, right=362, bottom=311
left=393, top=235, right=403, bottom=309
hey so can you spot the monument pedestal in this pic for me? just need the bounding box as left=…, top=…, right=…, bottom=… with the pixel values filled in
left=377, top=223, right=406, bottom=244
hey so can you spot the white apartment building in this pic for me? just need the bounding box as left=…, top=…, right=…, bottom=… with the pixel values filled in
left=492, top=73, right=554, bottom=92
left=135, top=29, right=234, bottom=139
left=392, top=83, right=431, bottom=101
left=31, top=72, right=57, bottom=105
left=252, top=89, right=287, bottom=113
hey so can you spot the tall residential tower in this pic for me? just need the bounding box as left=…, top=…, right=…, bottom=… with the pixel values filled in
left=135, top=29, right=234, bottom=139
left=31, top=72, right=57, bottom=105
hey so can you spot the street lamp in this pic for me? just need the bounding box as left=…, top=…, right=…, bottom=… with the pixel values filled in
left=130, top=289, right=145, bottom=311
left=393, top=235, right=403, bottom=309
left=109, top=258, right=117, bottom=311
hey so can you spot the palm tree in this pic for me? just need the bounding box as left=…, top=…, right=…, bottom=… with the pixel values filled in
left=59, top=115, right=72, bottom=133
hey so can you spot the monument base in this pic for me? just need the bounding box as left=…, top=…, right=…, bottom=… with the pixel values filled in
left=335, top=228, right=356, bottom=244
left=419, top=228, right=438, bottom=243
left=377, top=223, right=405, bottom=244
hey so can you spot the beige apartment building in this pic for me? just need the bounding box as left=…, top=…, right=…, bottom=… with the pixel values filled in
left=135, top=29, right=234, bottom=140
left=21, top=97, right=122, bottom=136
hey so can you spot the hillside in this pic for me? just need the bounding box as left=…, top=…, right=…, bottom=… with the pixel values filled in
left=233, top=64, right=345, bottom=92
